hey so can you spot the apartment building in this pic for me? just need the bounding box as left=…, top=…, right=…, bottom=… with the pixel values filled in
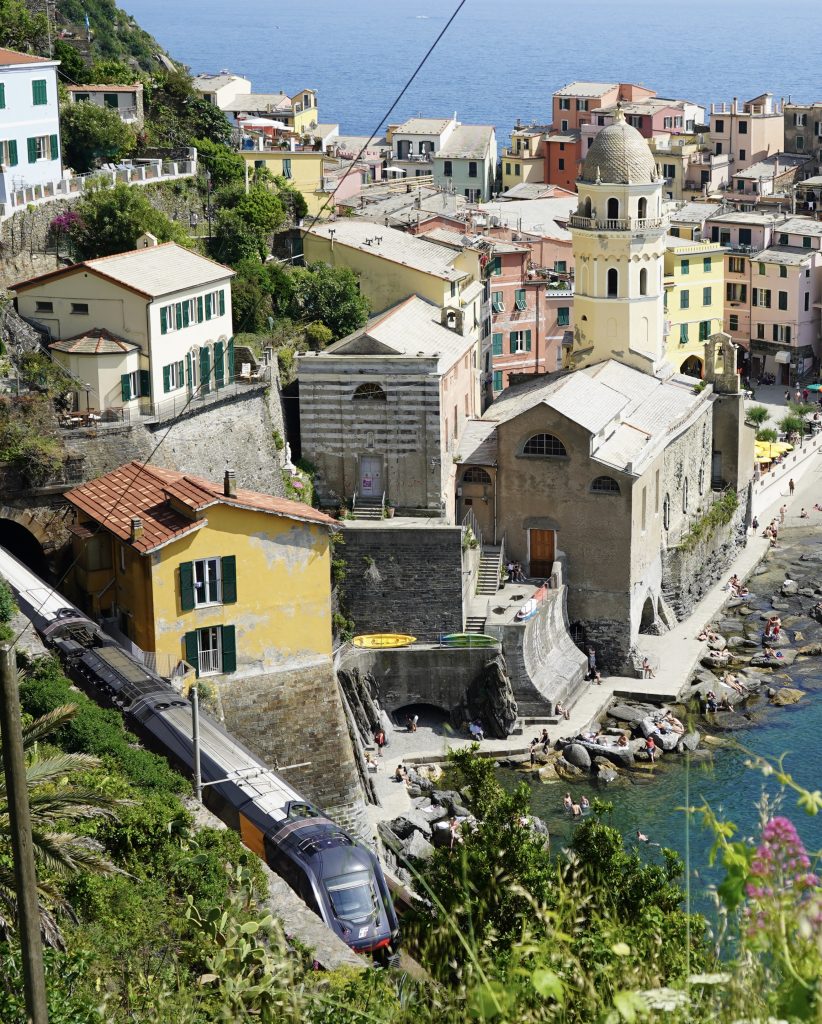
left=708, top=94, right=784, bottom=173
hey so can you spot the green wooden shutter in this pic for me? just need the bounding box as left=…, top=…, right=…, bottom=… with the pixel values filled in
left=177, top=360, right=184, bottom=385
left=226, top=338, right=235, bottom=383
left=185, top=352, right=192, bottom=392
left=221, top=556, right=237, bottom=603
left=163, top=365, right=171, bottom=393
left=175, top=302, right=183, bottom=330
left=7, top=139, right=17, bottom=166
left=525, top=329, right=532, bottom=352
left=200, top=347, right=210, bottom=394
left=214, top=340, right=224, bottom=388
left=218, top=290, right=226, bottom=316
left=205, top=293, right=212, bottom=319
left=182, top=300, right=190, bottom=328
left=27, top=137, right=37, bottom=163
left=0, top=84, right=5, bottom=109
left=179, top=562, right=195, bottom=611
left=32, top=80, right=47, bottom=105
left=184, top=630, right=199, bottom=675
left=160, top=306, right=168, bottom=334
left=197, top=296, right=203, bottom=322
left=492, top=333, right=502, bottom=356
left=221, top=625, right=236, bottom=673
left=120, top=373, right=131, bottom=402
left=139, top=369, right=150, bottom=397
left=49, top=134, right=58, bottom=160
left=509, top=334, right=517, bottom=354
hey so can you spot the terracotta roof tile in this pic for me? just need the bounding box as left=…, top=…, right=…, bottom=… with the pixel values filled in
left=64, top=461, right=335, bottom=554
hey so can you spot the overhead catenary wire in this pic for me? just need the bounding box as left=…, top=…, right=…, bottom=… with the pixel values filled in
left=7, top=0, right=471, bottom=646
left=298, top=0, right=471, bottom=240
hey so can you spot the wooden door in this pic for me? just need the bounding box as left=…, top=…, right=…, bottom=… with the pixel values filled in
left=360, top=457, right=382, bottom=497
left=529, top=529, right=555, bottom=577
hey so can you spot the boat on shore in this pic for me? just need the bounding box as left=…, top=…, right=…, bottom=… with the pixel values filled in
left=352, top=633, right=416, bottom=649
left=440, top=633, right=499, bottom=648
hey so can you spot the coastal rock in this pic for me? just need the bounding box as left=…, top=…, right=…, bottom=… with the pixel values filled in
left=781, top=580, right=799, bottom=596
left=677, top=730, right=701, bottom=752
left=389, top=811, right=433, bottom=840
left=635, top=748, right=663, bottom=762
left=709, top=712, right=753, bottom=730
left=405, top=768, right=434, bottom=792
left=658, top=731, right=680, bottom=751
left=750, top=649, right=798, bottom=667
left=594, top=756, right=624, bottom=773
left=701, top=652, right=730, bottom=669
left=727, top=636, right=759, bottom=650
left=578, top=742, right=635, bottom=769
left=608, top=704, right=651, bottom=725
left=595, top=768, right=619, bottom=785
left=707, top=635, right=727, bottom=652
left=464, top=654, right=518, bottom=738
left=430, top=790, right=463, bottom=813
left=555, top=757, right=584, bottom=779
left=770, top=687, right=804, bottom=706
left=402, top=831, right=435, bottom=863
left=528, top=815, right=550, bottom=837
left=798, top=642, right=822, bottom=656
left=538, top=762, right=560, bottom=782
left=563, top=743, right=592, bottom=771
left=798, top=587, right=816, bottom=597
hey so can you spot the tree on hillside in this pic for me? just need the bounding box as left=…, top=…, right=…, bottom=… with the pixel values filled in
left=272, top=262, right=369, bottom=340
left=60, top=101, right=136, bottom=172
left=146, top=71, right=232, bottom=148
left=88, top=57, right=141, bottom=85
left=53, top=39, right=90, bottom=84
left=193, top=137, right=246, bottom=189
left=0, top=0, right=47, bottom=52
left=68, top=180, right=190, bottom=259
left=231, top=259, right=274, bottom=334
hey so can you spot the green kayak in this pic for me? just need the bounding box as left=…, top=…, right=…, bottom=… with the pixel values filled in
left=441, top=633, right=499, bottom=648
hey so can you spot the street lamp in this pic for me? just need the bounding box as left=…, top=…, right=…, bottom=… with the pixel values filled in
left=83, top=383, right=92, bottom=415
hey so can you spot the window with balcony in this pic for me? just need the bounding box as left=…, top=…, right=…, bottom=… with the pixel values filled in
left=185, top=625, right=236, bottom=676
left=607, top=197, right=620, bottom=219
left=515, top=289, right=527, bottom=311
left=778, top=290, right=788, bottom=310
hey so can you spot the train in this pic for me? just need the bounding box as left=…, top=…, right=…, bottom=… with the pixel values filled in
left=0, top=544, right=399, bottom=957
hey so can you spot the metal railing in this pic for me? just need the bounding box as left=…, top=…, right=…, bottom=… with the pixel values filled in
left=461, top=508, right=483, bottom=553
left=198, top=648, right=222, bottom=675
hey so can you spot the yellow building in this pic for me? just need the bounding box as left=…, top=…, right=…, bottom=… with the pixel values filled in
left=663, top=236, right=725, bottom=376
left=240, top=149, right=330, bottom=216
left=64, top=462, right=336, bottom=681
left=501, top=126, right=546, bottom=191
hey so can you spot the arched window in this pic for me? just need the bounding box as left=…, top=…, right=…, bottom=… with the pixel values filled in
left=583, top=196, right=592, bottom=218
left=607, top=268, right=618, bottom=297
left=637, top=196, right=647, bottom=220
left=663, top=493, right=671, bottom=530
left=523, top=433, right=567, bottom=458
left=607, top=197, right=620, bottom=220
left=353, top=383, right=386, bottom=401
left=682, top=477, right=689, bottom=512
left=462, top=467, right=492, bottom=485
left=639, top=267, right=648, bottom=296
left=590, top=475, right=620, bottom=494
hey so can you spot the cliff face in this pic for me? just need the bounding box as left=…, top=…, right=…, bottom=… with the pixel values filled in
left=52, top=0, right=171, bottom=69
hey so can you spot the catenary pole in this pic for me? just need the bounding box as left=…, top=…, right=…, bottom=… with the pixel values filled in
left=191, top=685, right=202, bottom=802
left=0, top=645, right=49, bottom=1024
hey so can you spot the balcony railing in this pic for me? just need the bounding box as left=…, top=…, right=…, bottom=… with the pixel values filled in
left=568, top=215, right=664, bottom=231
left=199, top=648, right=222, bottom=675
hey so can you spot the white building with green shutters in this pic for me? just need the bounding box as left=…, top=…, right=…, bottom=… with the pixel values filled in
left=12, top=239, right=236, bottom=418
left=0, top=47, right=62, bottom=206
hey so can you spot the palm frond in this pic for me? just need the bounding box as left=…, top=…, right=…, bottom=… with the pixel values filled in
left=26, top=788, right=125, bottom=819
left=23, top=752, right=103, bottom=787
left=28, top=828, right=123, bottom=878
left=0, top=865, right=74, bottom=950
left=20, top=705, right=78, bottom=749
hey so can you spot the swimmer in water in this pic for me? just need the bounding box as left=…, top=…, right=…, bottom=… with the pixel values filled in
left=562, top=792, right=573, bottom=811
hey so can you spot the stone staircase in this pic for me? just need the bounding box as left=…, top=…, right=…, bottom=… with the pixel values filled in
left=351, top=498, right=383, bottom=521
left=476, top=545, right=502, bottom=596
left=464, top=614, right=487, bottom=634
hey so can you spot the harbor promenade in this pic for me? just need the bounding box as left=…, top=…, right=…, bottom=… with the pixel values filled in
left=367, top=436, right=822, bottom=827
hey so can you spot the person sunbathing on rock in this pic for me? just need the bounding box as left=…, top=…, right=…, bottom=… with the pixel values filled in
left=617, top=733, right=629, bottom=748
left=554, top=701, right=571, bottom=721
left=722, top=672, right=748, bottom=696
left=662, top=711, right=685, bottom=733
left=763, top=646, right=783, bottom=660
left=697, top=627, right=720, bottom=643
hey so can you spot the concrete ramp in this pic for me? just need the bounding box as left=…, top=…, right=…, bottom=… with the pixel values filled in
left=487, top=585, right=587, bottom=716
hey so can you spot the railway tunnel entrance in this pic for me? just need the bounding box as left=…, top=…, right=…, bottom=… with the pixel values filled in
left=0, top=518, right=51, bottom=579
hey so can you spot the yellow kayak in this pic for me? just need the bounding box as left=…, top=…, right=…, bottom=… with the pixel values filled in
left=352, top=633, right=416, bottom=649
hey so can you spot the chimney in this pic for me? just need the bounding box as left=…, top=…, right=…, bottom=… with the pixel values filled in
left=224, top=470, right=236, bottom=497
left=130, top=517, right=143, bottom=541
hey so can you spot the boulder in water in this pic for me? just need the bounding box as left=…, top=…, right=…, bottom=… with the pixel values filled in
left=707, top=635, right=727, bottom=652
left=798, top=642, right=822, bottom=656
left=770, top=687, right=804, bottom=706
left=595, top=768, right=619, bottom=785
left=781, top=580, right=799, bottom=596
left=677, top=730, right=701, bottom=752
left=563, top=743, right=591, bottom=771
left=607, top=703, right=651, bottom=724
left=555, top=757, right=584, bottom=779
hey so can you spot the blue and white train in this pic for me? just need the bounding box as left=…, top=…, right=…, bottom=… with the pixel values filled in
left=0, top=545, right=399, bottom=956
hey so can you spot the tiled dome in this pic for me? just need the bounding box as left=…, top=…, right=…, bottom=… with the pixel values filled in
left=579, top=109, right=658, bottom=185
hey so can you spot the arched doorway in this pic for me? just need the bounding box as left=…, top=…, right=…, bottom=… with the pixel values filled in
left=607, top=197, right=620, bottom=220
left=680, top=355, right=703, bottom=378
left=639, top=595, right=656, bottom=634
left=0, top=519, right=50, bottom=578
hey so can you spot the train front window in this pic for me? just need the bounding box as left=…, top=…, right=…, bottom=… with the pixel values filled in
left=325, top=872, right=375, bottom=922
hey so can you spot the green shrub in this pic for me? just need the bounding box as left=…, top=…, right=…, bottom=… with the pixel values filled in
left=746, top=404, right=770, bottom=427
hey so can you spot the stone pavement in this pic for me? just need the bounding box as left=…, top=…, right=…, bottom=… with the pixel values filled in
left=366, top=438, right=822, bottom=827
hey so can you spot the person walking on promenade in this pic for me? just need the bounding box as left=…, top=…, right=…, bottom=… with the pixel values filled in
left=780, top=504, right=787, bottom=526
left=789, top=478, right=795, bottom=496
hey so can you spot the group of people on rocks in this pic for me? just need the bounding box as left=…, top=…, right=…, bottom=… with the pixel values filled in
left=529, top=728, right=551, bottom=764
left=727, top=574, right=750, bottom=598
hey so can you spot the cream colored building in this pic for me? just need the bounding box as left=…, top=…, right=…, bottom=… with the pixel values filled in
left=567, top=109, right=669, bottom=375
left=13, top=241, right=235, bottom=416
left=191, top=72, right=251, bottom=111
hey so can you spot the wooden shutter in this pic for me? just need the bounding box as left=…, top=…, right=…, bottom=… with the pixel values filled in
left=139, top=369, right=150, bottom=397
left=7, top=140, right=17, bottom=166
left=27, top=137, right=37, bottom=163
left=163, top=364, right=171, bottom=393
left=175, top=302, right=183, bottom=330
left=177, top=360, right=184, bottom=384
left=218, top=290, right=226, bottom=316
left=185, top=352, right=192, bottom=392
left=221, top=625, right=236, bottom=673
left=184, top=631, right=199, bottom=675
left=197, top=296, right=203, bottom=322
left=221, top=555, right=237, bottom=603
left=525, top=329, right=532, bottom=352
left=492, top=333, right=502, bottom=355
left=214, top=340, right=224, bottom=388
left=200, top=347, right=210, bottom=394
left=226, top=338, right=234, bottom=383
left=179, top=561, right=195, bottom=611
left=0, top=84, right=5, bottom=109
left=160, top=307, right=167, bottom=334
left=509, top=334, right=517, bottom=354
left=120, top=374, right=131, bottom=402
left=49, top=134, right=58, bottom=160
left=32, top=80, right=46, bottom=104
left=205, top=293, right=212, bottom=319
left=182, top=300, right=190, bottom=328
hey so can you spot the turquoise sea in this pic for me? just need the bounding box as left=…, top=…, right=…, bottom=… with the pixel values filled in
left=118, top=0, right=822, bottom=892
left=121, top=0, right=822, bottom=141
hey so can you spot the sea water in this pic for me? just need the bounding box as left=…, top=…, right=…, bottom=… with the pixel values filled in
left=121, top=0, right=821, bottom=141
